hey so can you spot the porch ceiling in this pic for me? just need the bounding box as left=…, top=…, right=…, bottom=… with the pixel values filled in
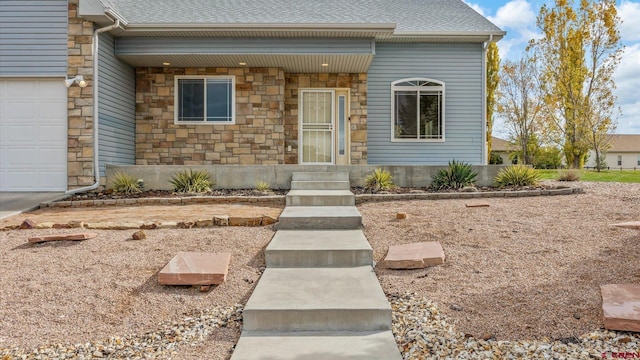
left=117, top=54, right=373, bottom=73
left=114, top=37, right=376, bottom=72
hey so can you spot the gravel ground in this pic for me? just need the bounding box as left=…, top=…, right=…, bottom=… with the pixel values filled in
left=1, top=181, right=639, bottom=359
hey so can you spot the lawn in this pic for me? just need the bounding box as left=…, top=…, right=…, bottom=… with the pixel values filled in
left=538, top=169, right=640, bottom=183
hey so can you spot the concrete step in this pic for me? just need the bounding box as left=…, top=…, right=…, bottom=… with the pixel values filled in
left=286, top=190, right=355, bottom=206
left=266, top=230, right=373, bottom=267
left=230, top=330, right=402, bottom=360
left=278, top=206, right=362, bottom=230
left=243, top=266, right=391, bottom=332
left=292, top=171, right=350, bottom=182
left=290, top=180, right=351, bottom=190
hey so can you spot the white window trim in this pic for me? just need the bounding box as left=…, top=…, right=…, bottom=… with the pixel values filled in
left=390, top=77, right=445, bottom=143
left=174, top=75, right=235, bottom=125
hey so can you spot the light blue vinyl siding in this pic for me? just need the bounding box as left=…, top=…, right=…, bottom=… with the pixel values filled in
left=0, top=0, right=68, bottom=76
left=98, top=32, right=135, bottom=176
left=367, top=43, right=484, bottom=165
left=115, top=37, right=374, bottom=55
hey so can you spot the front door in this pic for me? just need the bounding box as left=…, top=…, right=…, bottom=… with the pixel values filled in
left=299, top=89, right=350, bottom=164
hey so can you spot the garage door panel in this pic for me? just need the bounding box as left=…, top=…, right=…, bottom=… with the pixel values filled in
left=0, top=79, right=67, bottom=191
left=39, top=146, right=66, bottom=164
left=38, top=125, right=66, bottom=142
left=1, top=125, right=39, bottom=143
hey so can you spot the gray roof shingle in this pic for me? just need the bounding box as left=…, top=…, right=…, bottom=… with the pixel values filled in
left=103, top=0, right=503, bottom=34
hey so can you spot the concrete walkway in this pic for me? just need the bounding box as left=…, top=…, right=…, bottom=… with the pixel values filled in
left=0, top=192, right=67, bottom=220
left=231, top=172, right=401, bottom=359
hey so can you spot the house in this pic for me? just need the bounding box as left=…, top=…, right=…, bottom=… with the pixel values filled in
left=0, top=0, right=504, bottom=192
left=585, top=134, right=640, bottom=169
left=491, top=136, right=516, bottom=164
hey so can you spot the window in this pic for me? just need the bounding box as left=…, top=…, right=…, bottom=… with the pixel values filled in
left=618, top=155, right=622, bottom=166
left=637, top=155, right=640, bottom=166
left=174, top=76, right=235, bottom=124
left=391, top=78, right=444, bottom=141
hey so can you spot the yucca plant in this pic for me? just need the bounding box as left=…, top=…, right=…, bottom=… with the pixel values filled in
left=169, top=169, right=214, bottom=193
left=255, top=180, right=271, bottom=192
left=431, top=160, right=478, bottom=190
left=110, top=171, right=143, bottom=194
left=364, top=168, right=394, bottom=193
left=494, top=165, right=540, bottom=187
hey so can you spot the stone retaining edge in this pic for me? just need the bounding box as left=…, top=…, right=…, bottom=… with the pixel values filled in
left=355, top=187, right=583, bottom=204
left=38, top=187, right=583, bottom=209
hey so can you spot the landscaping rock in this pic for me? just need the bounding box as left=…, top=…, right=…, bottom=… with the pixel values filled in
left=601, top=284, right=640, bottom=332
left=396, top=212, right=407, bottom=220
left=611, top=221, right=640, bottom=230
left=132, top=230, right=146, bottom=240
left=228, top=217, right=261, bottom=226
left=466, top=202, right=490, bottom=208
left=28, top=233, right=98, bottom=244
left=213, top=215, right=229, bottom=226
left=19, top=219, right=36, bottom=229
left=158, top=252, right=231, bottom=286
left=195, top=219, right=213, bottom=227
left=384, top=242, right=445, bottom=269
left=260, top=215, right=277, bottom=225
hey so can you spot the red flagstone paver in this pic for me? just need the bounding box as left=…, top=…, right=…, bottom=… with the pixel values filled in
left=383, top=242, right=445, bottom=269
left=158, top=252, right=231, bottom=286
left=28, top=232, right=97, bottom=243
left=611, top=221, right=640, bottom=230
left=601, top=284, right=640, bottom=332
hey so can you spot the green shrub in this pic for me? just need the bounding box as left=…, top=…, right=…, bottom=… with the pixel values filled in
left=255, top=180, right=270, bottom=192
left=494, top=165, right=540, bottom=187
left=364, top=168, right=394, bottom=192
left=431, top=160, right=478, bottom=190
left=110, top=171, right=143, bottom=194
left=489, top=151, right=504, bottom=165
left=169, top=169, right=214, bottom=193
left=557, top=169, right=581, bottom=182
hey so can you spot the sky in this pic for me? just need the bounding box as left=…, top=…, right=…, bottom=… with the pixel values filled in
left=463, top=0, right=640, bottom=136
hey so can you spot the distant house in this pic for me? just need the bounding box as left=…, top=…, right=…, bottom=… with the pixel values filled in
left=585, top=134, right=640, bottom=169
left=0, top=0, right=504, bottom=192
left=491, top=136, right=516, bottom=164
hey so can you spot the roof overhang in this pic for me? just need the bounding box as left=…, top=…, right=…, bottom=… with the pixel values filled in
left=115, top=37, right=377, bottom=73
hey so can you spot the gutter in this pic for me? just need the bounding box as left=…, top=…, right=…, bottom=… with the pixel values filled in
left=124, top=22, right=396, bottom=31
left=66, top=11, right=121, bottom=195
left=481, top=35, right=494, bottom=165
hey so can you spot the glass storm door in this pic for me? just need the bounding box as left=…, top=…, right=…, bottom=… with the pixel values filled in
left=300, top=90, right=334, bottom=164
left=299, top=89, right=350, bottom=164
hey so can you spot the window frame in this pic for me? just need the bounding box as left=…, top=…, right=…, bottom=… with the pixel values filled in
left=174, top=75, right=235, bottom=125
left=390, top=77, right=445, bottom=142
left=617, top=155, right=622, bottom=166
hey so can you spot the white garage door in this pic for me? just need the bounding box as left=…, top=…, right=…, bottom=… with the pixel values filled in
left=0, top=79, right=67, bottom=191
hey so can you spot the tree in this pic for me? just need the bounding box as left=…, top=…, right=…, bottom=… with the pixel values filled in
left=497, top=55, right=544, bottom=165
left=529, top=0, right=622, bottom=169
left=486, top=42, right=500, bottom=162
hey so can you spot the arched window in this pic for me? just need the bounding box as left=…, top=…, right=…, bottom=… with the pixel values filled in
left=391, top=78, right=444, bottom=141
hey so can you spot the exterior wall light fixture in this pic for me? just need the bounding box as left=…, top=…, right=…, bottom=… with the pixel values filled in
left=64, top=75, right=88, bottom=88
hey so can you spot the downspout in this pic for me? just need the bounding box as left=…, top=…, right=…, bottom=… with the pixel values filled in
left=481, top=35, right=493, bottom=165
left=66, top=14, right=120, bottom=194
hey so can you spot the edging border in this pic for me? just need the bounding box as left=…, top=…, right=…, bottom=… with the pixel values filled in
left=39, top=187, right=583, bottom=209
left=355, top=186, right=583, bottom=204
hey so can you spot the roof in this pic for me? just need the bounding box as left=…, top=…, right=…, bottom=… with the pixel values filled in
left=89, top=0, right=504, bottom=40
left=608, top=134, right=640, bottom=152
left=491, top=137, right=513, bottom=152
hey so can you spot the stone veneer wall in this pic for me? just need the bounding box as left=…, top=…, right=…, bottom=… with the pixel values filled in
left=284, top=73, right=368, bottom=164
left=67, top=0, right=95, bottom=187
left=135, top=67, right=286, bottom=165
